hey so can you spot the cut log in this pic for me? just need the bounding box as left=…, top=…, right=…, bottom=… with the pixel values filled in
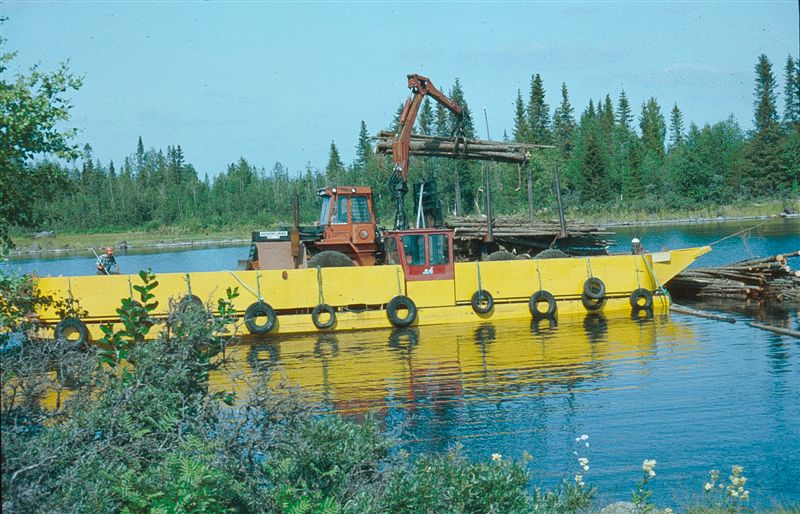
left=670, top=303, right=737, bottom=323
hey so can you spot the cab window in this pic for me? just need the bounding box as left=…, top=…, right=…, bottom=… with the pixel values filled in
left=333, top=195, right=348, bottom=224
left=429, top=234, right=450, bottom=265
left=318, top=196, right=331, bottom=225
left=402, top=235, right=425, bottom=266
left=385, top=237, right=400, bottom=265
left=351, top=196, right=371, bottom=223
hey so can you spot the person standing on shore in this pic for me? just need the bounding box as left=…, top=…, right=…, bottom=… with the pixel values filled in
left=96, top=246, right=120, bottom=275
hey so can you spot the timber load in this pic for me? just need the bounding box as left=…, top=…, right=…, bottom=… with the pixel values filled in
left=446, top=216, right=614, bottom=259
left=375, top=130, right=548, bottom=164
left=668, top=251, right=800, bottom=303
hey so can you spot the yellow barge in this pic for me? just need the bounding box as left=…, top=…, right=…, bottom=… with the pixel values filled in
left=33, top=229, right=710, bottom=343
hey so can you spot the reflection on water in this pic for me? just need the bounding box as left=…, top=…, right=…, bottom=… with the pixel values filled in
left=216, top=314, right=800, bottom=505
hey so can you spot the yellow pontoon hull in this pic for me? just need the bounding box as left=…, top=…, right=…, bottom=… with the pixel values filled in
left=34, top=246, right=710, bottom=339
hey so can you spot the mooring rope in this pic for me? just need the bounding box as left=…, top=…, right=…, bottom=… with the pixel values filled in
left=316, top=266, right=325, bottom=304
left=642, top=254, right=671, bottom=303
left=226, top=271, right=260, bottom=300
left=707, top=218, right=776, bottom=247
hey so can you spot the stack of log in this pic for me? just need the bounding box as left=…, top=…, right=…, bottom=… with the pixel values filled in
left=668, top=251, right=800, bottom=302
left=374, top=131, right=549, bottom=164
left=446, top=216, right=614, bottom=258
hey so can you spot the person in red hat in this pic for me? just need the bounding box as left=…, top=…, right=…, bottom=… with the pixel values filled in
left=96, top=246, right=120, bottom=275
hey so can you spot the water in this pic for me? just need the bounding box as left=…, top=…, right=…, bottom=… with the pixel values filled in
left=4, top=219, right=800, bottom=507
left=2, top=244, right=250, bottom=277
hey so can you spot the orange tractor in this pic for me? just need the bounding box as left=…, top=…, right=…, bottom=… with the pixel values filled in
left=244, top=74, right=465, bottom=271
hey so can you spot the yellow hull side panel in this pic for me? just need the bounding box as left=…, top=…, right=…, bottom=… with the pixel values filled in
left=34, top=247, right=708, bottom=338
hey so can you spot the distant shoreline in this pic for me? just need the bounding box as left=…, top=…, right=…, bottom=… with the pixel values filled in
left=7, top=213, right=797, bottom=259
left=598, top=212, right=797, bottom=228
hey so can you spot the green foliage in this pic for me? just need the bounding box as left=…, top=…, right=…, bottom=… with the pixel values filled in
left=527, top=74, right=551, bottom=144
left=0, top=33, right=82, bottom=251
left=378, top=446, right=533, bottom=514
left=97, top=269, right=159, bottom=369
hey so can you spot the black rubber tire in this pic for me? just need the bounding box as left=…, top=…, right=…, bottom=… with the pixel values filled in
left=583, top=277, right=606, bottom=300
left=178, top=294, right=204, bottom=313
left=484, top=250, right=518, bottom=261
left=387, top=295, right=417, bottom=328
left=308, top=250, right=354, bottom=268
left=471, top=290, right=494, bottom=314
left=529, top=290, right=557, bottom=319
left=244, top=301, right=277, bottom=334
left=631, top=308, right=654, bottom=321
left=629, top=288, right=653, bottom=310
left=535, top=248, right=569, bottom=259
left=311, top=303, right=336, bottom=330
left=55, top=317, right=89, bottom=348
left=581, top=294, right=605, bottom=311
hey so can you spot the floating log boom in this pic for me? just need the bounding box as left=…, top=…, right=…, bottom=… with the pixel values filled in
left=668, top=251, right=800, bottom=302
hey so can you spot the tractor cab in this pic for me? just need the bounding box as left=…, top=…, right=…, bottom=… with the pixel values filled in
left=313, top=186, right=379, bottom=266
left=384, top=229, right=454, bottom=281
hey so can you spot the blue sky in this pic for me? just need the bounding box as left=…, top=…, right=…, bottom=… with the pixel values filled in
left=3, top=1, right=798, bottom=177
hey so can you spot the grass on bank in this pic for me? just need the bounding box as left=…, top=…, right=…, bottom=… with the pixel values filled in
left=9, top=199, right=798, bottom=255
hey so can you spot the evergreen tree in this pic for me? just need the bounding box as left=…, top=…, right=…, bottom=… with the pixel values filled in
left=418, top=98, right=434, bottom=135
left=354, top=121, right=373, bottom=171
left=580, top=129, right=609, bottom=203
left=512, top=90, right=529, bottom=143
left=390, top=102, right=405, bottom=132
left=599, top=95, right=615, bottom=148
left=526, top=74, right=550, bottom=144
left=583, top=99, right=596, bottom=121
left=639, top=98, right=666, bottom=158
left=783, top=55, right=800, bottom=129
left=325, top=141, right=345, bottom=186
left=434, top=102, right=448, bottom=137
left=753, top=54, right=779, bottom=133
left=669, top=103, right=685, bottom=150
left=616, top=90, right=633, bottom=130
left=742, top=54, right=786, bottom=195
left=551, top=83, right=575, bottom=157
left=135, top=136, right=145, bottom=173
left=448, top=78, right=475, bottom=137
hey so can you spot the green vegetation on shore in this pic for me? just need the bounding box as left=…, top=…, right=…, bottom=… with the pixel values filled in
left=2, top=272, right=797, bottom=513
left=2, top=36, right=798, bottom=253
left=7, top=198, right=796, bottom=256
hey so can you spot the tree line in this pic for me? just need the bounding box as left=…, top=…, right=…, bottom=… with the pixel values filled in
left=5, top=53, right=799, bottom=245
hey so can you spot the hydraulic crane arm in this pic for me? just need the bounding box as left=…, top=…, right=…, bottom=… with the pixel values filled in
left=390, top=74, right=463, bottom=229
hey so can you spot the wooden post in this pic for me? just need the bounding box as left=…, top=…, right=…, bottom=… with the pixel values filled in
left=454, top=167, right=462, bottom=217
left=525, top=163, right=533, bottom=222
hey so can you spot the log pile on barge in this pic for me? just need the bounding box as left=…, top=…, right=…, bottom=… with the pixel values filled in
left=668, top=251, right=800, bottom=303
left=375, top=131, right=545, bottom=164
left=446, top=216, right=614, bottom=259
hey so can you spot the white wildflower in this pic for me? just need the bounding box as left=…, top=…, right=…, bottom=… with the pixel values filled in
left=642, top=459, right=657, bottom=477
left=491, top=453, right=502, bottom=462
left=574, top=474, right=585, bottom=487
left=578, top=457, right=589, bottom=471
left=704, top=482, right=713, bottom=492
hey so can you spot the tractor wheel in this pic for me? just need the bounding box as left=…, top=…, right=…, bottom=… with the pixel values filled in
left=484, top=250, right=518, bottom=261
left=308, top=251, right=354, bottom=268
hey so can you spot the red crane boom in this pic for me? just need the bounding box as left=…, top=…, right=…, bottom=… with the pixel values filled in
left=389, top=74, right=463, bottom=229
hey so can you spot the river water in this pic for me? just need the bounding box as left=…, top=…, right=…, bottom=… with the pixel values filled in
left=3, top=218, right=799, bottom=507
